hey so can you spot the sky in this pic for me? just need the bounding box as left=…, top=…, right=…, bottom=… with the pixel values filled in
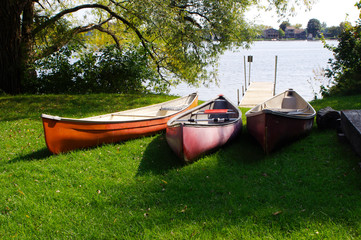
left=247, top=0, right=360, bottom=29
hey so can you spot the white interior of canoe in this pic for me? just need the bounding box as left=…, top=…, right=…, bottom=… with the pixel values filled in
left=246, top=90, right=316, bottom=117
left=43, top=94, right=197, bottom=122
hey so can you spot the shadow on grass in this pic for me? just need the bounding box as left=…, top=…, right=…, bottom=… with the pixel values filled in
left=109, top=130, right=361, bottom=237
left=138, top=126, right=267, bottom=176
left=219, top=129, right=266, bottom=165
left=8, top=148, right=52, bottom=163
left=137, top=134, right=185, bottom=176
left=138, top=127, right=267, bottom=176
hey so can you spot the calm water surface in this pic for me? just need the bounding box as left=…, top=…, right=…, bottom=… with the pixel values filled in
left=170, top=40, right=337, bottom=104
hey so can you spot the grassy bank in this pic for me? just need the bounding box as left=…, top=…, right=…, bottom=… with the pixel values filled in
left=0, top=93, right=360, bottom=239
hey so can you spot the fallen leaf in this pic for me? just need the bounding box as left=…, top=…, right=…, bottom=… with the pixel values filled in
left=272, top=211, right=282, bottom=216
left=181, top=205, right=188, bottom=213
left=18, top=190, right=25, bottom=196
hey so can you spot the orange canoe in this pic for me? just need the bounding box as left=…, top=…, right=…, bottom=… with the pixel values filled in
left=41, top=93, right=198, bottom=154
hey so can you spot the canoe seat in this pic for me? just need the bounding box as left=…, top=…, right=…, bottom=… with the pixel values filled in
left=157, top=105, right=187, bottom=116
left=210, top=99, right=230, bottom=119
left=281, top=96, right=297, bottom=109
left=160, top=105, right=187, bottom=111
left=267, top=108, right=300, bottom=112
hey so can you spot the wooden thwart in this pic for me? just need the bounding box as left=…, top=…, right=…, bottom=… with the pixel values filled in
left=192, top=109, right=236, bottom=115
left=239, top=82, right=275, bottom=108
left=174, top=118, right=237, bottom=123
left=110, top=113, right=157, bottom=118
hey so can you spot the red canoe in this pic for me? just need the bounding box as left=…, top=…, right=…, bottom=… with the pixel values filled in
left=166, top=95, right=242, bottom=163
left=42, top=93, right=198, bottom=154
left=245, top=89, right=316, bottom=153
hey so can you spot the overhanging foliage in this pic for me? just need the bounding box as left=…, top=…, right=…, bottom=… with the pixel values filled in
left=1, top=0, right=315, bottom=94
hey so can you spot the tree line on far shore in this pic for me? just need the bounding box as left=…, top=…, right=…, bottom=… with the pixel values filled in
left=260, top=18, right=349, bottom=40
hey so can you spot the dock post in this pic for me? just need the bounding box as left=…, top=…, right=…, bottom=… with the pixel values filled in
left=248, top=55, right=253, bottom=87
left=243, top=56, right=247, bottom=91
left=237, top=89, right=240, bottom=105
left=274, top=55, right=278, bottom=96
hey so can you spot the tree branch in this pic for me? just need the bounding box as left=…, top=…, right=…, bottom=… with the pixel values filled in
left=183, top=16, right=202, bottom=29
left=31, top=3, right=173, bottom=85
left=186, top=11, right=211, bottom=24
left=32, top=3, right=156, bottom=61
left=89, top=26, right=121, bottom=49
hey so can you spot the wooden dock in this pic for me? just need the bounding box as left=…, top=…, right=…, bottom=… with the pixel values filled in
left=239, top=82, right=275, bottom=108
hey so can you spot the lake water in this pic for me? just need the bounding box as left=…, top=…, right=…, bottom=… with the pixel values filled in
left=169, top=40, right=337, bottom=104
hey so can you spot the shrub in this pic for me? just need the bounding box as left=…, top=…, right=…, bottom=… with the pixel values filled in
left=24, top=45, right=163, bottom=94
left=323, top=6, right=361, bottom=96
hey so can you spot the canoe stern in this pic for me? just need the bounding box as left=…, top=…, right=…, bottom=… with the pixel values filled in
left=166, top=124, right=184, bottom=160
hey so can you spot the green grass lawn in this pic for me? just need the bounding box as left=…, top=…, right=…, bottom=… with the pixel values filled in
left=1, top=93, right=361, bottom=239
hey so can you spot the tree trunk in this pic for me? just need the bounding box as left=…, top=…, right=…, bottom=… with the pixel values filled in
left=21, top=1, right=36, bottom=88
left=0, top=1, right=29, bottom=94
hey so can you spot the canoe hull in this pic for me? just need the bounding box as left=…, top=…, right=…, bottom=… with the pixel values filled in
left=246, top=111, right=314, bottom=153
left=43, top=117, right=172, bottom=154
left=167, top=120, right=242, bottom=162
left=166, top=95, right=242, bottom=162
left=42, top=94, right=198, bottom=154
left=246, top=89, right=315, bottom=153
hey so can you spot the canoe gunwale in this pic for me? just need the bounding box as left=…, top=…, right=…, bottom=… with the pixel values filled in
left=42, top=112, right=175, bottom=124
left=41, top=93, right=198, bottom=124
left=245, top=89, right=316, bottom=120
